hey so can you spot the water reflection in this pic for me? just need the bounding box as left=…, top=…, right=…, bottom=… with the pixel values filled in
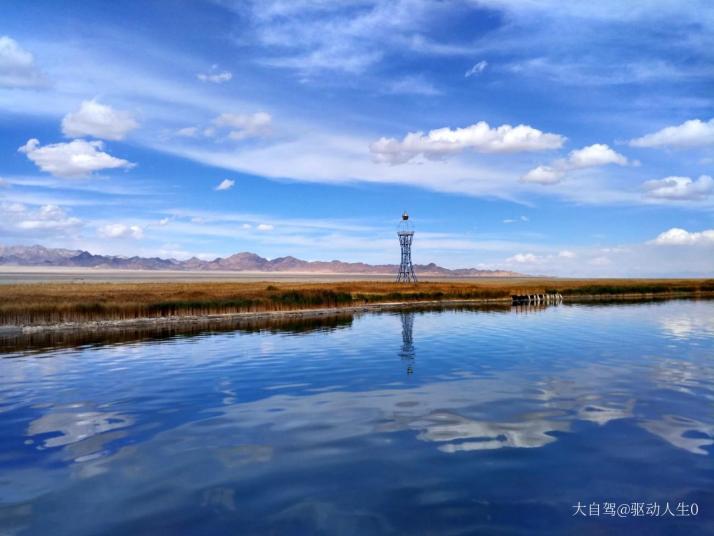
left=204, top=370, right=638, bottom=455
left=0, top=312, right=356, bottom=355
left=641, top=415, right=714, bottom=455
left=660, top=313, right=714, bottom=339
left=511, top=302, right=559, bottom=314
left=0, top=304, right=521, bottom=357
left=0, top=300, right=713, bottom=535
left=399, top=312, right=415, bottom=374
left=27, top=403, right=133, bottom=463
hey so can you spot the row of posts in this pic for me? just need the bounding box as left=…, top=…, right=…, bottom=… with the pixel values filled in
left=512, top=293, right=563, bottom=305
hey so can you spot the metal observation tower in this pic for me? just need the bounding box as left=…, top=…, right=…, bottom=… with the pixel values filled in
left=396, top=211, right=417, bottom=283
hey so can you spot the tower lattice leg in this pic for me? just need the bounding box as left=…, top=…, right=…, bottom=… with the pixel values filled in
left=396, top=232, right=417, bottom=283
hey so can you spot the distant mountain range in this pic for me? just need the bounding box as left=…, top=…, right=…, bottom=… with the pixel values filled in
left=0, top=244, right=524, bottom=277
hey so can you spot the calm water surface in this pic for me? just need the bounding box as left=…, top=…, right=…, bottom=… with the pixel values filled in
left=1, top=300, right=713, bottom=535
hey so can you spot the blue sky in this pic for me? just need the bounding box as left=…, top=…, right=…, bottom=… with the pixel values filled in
left=0, top=0, right=712, bottom=276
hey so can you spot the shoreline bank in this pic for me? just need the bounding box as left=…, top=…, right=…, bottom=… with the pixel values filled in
left=2, top=292, right=711, bottom=336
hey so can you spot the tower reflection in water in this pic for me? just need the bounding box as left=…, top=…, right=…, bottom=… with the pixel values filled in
left=399, top=311, right=416, bottom=374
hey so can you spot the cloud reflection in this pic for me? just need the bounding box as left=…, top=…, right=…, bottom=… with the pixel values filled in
left=26, top=403, right=133, bottom=463
left=659, top=310, right=714, bottom=339
left=641, top=415, right=714, bottom=455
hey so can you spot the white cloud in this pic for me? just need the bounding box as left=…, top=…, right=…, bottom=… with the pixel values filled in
left=213, top=112, right=272, bottom=141
left=98, top=223, right=144, bottom=239
left=521, top=165, right=563, bottom=185
left=62, top=99, right=139, bottom=140
left=1, top=202, right=25, bottom=214
left=496, top=239, right=713, bottom=277
left=175, top=111, right=274, bottom=143
left=176, top=127, right=199, bottom=137
left=387, top=75, right=441, bottom=96
left=261, top=48, right=382, bottom=75
left=156, top=126, right=523, bottom=200
left=0, top=36, right=655, bottom=206
left=504, top=56, right=702, bottom=87
left=370, top=121, right=565, bottom=164
left=0, top=202, right=81, bottom=232
left=18, top=139, right=134, bottom=179
left=0, top=36, right=45, bottom=88
left=215, top=179, right=235, bottom=191
left=199, top=72, right=232, bottom=83
left=506, top=253, right=539, bottom=263
left=257, top=223, right=274, bottom=231
left=567, top=144, right=628, bottom=168
left=522, top=143, right=628, bottom=185
left=629, top=118, right=714, bottom=149
left=0, top=178, right=8, bottom=187
left=650, top=228, right=714, bottom=246
left=465, top=60, right=488, bottom=77
left=240, top=1, right=467, bottom=76
left=506, top=249, right=578, bottom=266
left=590, top=255, right=612, bottom=266
left=16, top=204, right=81, bottom=230
left=503, top=215, right=529, bottom=224
left=643, top=175, right=713, bottom=201
left=197, top=65, right=233, bottom=84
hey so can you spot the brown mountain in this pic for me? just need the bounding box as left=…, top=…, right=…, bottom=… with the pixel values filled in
left=0, top=244, right=524, bottom=277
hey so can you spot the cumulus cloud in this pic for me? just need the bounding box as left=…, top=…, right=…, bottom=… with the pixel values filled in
left=213, top=112, right=272, bottom=141
left=257, top=223, right=274, bottom=231
left=18, top=139, right=134, bottom=178
left=98, top=223, right=144, bottom=239
left=370, top=121, right=565, bottom=165
left=465, top=60, right=488, bottom=77
left=568, top=144, right=628, bottom=168
left=15, top=204, right=80, bottom=230
left=215, top=179, right=235, bottom=191
left=629, top=118, right=714, bottom=149
left=197, top=65, right=233, bottom=83
left=643, top=175, right=713, bottom=201
left=521, top=165, right=563, bottom=185
left=650, top=228, right=714, bottom=246
left=0, top=202, right=81, bottom=232
left=522, top=143, right=628, bottom=184
left=62, top=100, right=139, bottom=140
left=0, top=36, right=45, bottom=88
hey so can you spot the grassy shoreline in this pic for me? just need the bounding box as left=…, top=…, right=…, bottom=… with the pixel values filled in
left=1, top=278, right=713, bottom=329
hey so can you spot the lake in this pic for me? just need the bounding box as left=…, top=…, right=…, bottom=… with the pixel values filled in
left=1, top=300, right=713, bottom=535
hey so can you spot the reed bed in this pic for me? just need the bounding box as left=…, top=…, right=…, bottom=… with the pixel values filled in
left=1, top=278, right=712, bottom=326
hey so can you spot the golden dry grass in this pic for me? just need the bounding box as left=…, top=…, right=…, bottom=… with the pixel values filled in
left=1, top=278, right=712, bottom=326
